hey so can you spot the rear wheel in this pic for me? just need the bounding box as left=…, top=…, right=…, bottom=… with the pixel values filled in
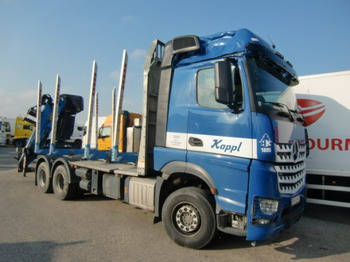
left=52, top=165, right=76, bottom=200
left=37, top=162, right=52, bottom=193
left=162, top=187, right=216, bottom=249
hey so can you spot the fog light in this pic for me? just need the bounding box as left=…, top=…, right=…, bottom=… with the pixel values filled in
left=255, top=218, right=271, bottom=225
left=259, top=198, right=279, bottom=215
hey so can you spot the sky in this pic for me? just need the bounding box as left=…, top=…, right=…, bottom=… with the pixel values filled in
left=1, top=0, right=350, bottom=121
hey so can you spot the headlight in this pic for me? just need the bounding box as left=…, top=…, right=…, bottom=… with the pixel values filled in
left=259, top=198, right=279, bottom=215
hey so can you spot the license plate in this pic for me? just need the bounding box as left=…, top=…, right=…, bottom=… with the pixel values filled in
left=291, top=195, right=301, bottom=206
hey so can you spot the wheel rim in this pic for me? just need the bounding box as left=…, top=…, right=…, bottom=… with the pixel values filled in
left=56, top=173, right=64, bottom=193
left=174, top=203, right=201, bottom=234
left=38, top=169, right=46, bottom=187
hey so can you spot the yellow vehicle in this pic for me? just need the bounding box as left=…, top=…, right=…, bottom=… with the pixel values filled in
left=98, top=112, right=141, bottom=151
left=13, top=117, right=34, bottom=147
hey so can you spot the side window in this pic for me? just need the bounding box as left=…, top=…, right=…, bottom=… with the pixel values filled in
left=197, top=65, right=244, bottom=111
left=197, top=68, right=226, bottom=109
left=232, top=66, right=244, bottom=110
left=99, top=126, right=111, bottom=138
left=5, top=123, right=10, bottom=132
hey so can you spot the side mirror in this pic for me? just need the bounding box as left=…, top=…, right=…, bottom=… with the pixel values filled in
left=215, top=60, right=234, bottom=105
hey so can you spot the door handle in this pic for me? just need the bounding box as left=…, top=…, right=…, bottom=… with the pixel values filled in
left=188, top=137, right=203, bottom=147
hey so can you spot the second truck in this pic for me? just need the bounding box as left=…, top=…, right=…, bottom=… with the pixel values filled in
left=295, top=71, right=350, bottom=208
left=21, top=28, right=308, bottom=249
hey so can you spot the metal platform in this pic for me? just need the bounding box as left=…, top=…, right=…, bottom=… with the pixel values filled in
left=70, top=160, right=138, bottom=176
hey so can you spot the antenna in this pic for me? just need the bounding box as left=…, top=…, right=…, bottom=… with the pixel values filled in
left=267, top=34, right=276, bottom=49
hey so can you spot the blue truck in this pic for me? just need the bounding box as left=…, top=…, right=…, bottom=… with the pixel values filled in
left=71, top=28, right=308, bottom=248
left=22, top=28, right=308, bottom=249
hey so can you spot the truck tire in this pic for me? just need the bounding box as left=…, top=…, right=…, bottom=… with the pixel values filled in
left=52, top=165, right=76, bottom=200
left=73, top=139, right=82, bottom=149
left=14, top=139, right=24, bottom=148
left=162, top=187, right=216, bottom=249
left=37, top=162, right=53, bottom=193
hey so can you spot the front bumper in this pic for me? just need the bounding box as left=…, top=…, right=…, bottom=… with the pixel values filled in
left=246, top=188, right=306, bottom=241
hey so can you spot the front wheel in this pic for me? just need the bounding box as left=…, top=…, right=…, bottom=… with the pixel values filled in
left=162, top=187, right=216, bottom=249
left=14, top=139, right=24, bottom=148
left=52, top=165, right=76, bottom=200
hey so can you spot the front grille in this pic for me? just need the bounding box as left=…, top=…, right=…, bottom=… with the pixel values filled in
left=275, top=143, right=307, bottom=163
left=274, top=142, right=307, bottom=194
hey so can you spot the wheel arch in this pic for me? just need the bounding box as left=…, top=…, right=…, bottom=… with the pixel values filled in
left=154, top=161, right=217, bottom=220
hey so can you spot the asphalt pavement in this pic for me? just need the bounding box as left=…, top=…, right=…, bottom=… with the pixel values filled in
left=1, top=146, right=349, bottom=261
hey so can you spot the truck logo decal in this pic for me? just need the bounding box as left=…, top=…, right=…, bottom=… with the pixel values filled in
left=297, top=99, right=326, bottom=127
left=166, top=132, right=257, bottom=159
left=259, top=133, right=272, bottom=153
left=211, top=139, right=242, bottom=153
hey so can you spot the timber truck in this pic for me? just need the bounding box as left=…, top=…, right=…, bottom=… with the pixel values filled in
left=22, top=28, right=308, bottom=249
left=295, top=71, right=350, bottom=208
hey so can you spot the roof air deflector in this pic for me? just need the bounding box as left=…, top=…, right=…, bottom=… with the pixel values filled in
left=172, top=35, right=200, bottom=54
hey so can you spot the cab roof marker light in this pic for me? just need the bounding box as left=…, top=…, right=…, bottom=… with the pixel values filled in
left=275, top=50, right=284, bottom=59
left=286, top=61, right=294, bottom=68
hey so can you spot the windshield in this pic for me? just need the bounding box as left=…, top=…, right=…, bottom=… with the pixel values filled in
left=247, top=57, right=297, bottom=112
left=99, top=126, right=111, bottom=138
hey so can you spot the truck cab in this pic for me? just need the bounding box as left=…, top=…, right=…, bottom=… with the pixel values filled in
left=150, top=29, right=307, bottom=244
left=98, top=112, right=141, bottom=151
left=13, top=117, right=34, bottom=147
left=0, top=120, right=6, bottom=146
